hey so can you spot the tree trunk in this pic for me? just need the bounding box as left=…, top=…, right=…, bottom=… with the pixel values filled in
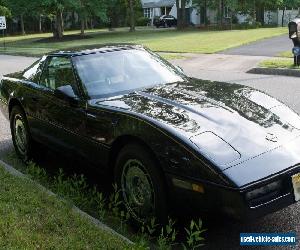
left=85, top=18, right=89, bottom=30
left=282, top=8, right=286, bottom=27
left=54, top=9, right=63, bottom=39
left=90, top=19, right=94, bottom=29
left=129, top=0, right=135, bottom=32
left=60, top=10, right=64, bottom=33
left=204, top=0, right=207, bottom=26
left=181, top=0, right=186, bottom=28
left=177, top=0, right=186, bottom=30
left=176, top=0, right=181, bottom=29
left=80, top=18, right=85, bottom=36
left=38, top=15, right=42, bottom=33
left=71, top=11, right=76, bottom=29
left=218, top=0, right=224, bottom=28
left=20, top=14, right=25, bottom=35
left=253, top=0, right=256, bottom=23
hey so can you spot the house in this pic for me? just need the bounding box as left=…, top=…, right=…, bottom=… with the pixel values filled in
left=142, top=0, right=175, bottom=19
left=141, top=0, right=299, bottom=27
left=264, top=9, right=300, bottom=26
left=141, top=0, right=231, bottom=26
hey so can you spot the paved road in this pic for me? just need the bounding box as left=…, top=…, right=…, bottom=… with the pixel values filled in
left=1, top=54, right=300, bottom=249
left=177, top=53, right=270, bottom=72
left=220, top=35, right=293, bottom=57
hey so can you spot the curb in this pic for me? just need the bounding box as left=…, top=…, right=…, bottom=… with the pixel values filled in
left=0, top=158, right=133, bottom=245
left=247, top=67, right=300, bottom=77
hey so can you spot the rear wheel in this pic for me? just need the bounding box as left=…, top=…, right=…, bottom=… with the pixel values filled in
left=114, top=143, right=168, bottom=225
left=10, top=106, right=33, bottom=162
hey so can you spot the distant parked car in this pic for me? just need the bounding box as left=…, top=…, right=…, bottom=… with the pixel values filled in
left=154, top=15, right=177, bottom=28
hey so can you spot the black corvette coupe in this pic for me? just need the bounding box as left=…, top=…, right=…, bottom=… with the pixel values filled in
left=1, top=45, right=300, bottom=224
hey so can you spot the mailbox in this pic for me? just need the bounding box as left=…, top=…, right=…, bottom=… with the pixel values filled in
left=288, top=18, right=300, bottom=65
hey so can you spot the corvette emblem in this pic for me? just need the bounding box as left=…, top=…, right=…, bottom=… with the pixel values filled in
left=265, top=133, right=278, bottom=142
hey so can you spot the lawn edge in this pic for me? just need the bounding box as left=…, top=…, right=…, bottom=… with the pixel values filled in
left=247, top=67, right=300, bottom=77
left=0, top=158, right=133, bottom=245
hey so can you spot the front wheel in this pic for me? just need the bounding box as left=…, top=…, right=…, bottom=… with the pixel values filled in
left=114, top=143, right=168, bottom=225
left=10, top=106, right=33, bottom=162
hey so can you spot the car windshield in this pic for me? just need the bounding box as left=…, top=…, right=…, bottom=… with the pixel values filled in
left=72, top=49, right=184, bottom=98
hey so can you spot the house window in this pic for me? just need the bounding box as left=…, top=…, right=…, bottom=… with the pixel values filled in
left=144, top=8, right=152, bottom=18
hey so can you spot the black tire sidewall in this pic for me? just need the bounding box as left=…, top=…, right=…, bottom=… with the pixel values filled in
left=114, top=143, right=168, bottom=225
left=10, top=106, right=32, bottom=162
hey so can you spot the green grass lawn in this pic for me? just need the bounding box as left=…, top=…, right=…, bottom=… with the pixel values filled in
left=259, top=58, right=299, bottom=69
left=278, top=50, right=293, bottom=58
left=0, top=164, right=131, bottom=249
left=0, top=27, right=287, bottom=57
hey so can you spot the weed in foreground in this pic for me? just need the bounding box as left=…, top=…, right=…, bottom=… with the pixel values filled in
left=23, top=161, right=206, bottom=248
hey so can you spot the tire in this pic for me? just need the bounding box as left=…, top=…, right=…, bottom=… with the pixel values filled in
left=10, top=105, right=33, bottom=162
left=114, top=143, right=168, bottom=225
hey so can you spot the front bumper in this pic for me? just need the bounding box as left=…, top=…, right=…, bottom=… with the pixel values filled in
left=166, top=166, right=299, bottom=221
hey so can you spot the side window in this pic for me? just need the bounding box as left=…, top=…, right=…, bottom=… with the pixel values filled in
left=39, top=57, right=76, bottom=91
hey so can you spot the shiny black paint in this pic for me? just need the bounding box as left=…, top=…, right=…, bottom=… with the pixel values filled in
left=1, top=45, right=300, bottom=219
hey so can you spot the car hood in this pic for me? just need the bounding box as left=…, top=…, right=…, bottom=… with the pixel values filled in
left=93, top=79, right=300, bottom=170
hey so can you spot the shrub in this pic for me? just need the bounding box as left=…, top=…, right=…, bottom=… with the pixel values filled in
left=136, top=17, right=150, bottom=26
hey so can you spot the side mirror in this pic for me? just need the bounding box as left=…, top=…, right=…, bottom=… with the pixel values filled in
left=54, top=85, right=79, bottom=105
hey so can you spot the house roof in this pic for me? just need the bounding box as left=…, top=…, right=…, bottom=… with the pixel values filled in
left=142, top=0, right=175, bottom=8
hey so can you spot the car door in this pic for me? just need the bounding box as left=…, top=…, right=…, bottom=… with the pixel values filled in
left=35, top=56, right=87, bottom=156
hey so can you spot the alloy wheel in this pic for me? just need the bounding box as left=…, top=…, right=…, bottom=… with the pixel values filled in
left=14, top=115, right=28, bottom=156
left=121, top=159, right=155, bottom=223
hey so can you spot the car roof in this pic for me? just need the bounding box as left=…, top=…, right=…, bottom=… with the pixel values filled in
left=49, top=44, right=145, bottom=57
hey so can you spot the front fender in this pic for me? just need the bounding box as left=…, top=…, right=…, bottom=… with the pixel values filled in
left=113, top=111, right=231, bottom=187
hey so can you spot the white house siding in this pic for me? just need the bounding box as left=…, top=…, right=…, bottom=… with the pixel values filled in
left=262, top=9, right=299, bottom=26
left=191, top=9, right=200, bottom=25
left=277, top=9, right=299, bottom=26
left=236, top=13, right=250, bottom=23
left=169, top=5, right=177, bottom=18
left=264, top=11, right=278, bottom=25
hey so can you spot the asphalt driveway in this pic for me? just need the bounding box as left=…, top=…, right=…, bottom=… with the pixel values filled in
left=219, top=35, right=292, bottom=57
left=1, top=54, right=300, bottom=249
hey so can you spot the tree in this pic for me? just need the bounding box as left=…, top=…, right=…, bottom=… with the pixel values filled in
left=6, top=0, right=33, bottom=34
left=41, top=0, right=75, bottom=39
left=128, top=0, right=135, bottom=31
left=73, top=0, right=106, bottom=36
left=106, top=0, right=126, bottom=30
left=0, top=5, right=11, bottom=17
left=177, top=0, right=190, bottom=29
